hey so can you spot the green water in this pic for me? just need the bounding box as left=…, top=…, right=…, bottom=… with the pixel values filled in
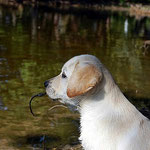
left=0, top=4, right=150, bottom=149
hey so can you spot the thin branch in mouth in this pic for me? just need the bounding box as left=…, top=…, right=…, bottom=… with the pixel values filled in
left=29, top=92, right=46, bottom=116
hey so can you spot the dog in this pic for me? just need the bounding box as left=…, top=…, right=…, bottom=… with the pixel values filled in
left=44, top=54, right=150, bottom=150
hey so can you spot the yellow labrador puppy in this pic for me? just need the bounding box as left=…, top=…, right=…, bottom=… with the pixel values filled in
left=44, top=54, right=150, bottom=150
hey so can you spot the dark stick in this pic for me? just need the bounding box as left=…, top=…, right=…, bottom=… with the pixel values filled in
left=29, top=92, right=46, bottom=116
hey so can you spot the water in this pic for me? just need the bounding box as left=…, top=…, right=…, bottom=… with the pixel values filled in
left=0, top=4, right=150, bottom=149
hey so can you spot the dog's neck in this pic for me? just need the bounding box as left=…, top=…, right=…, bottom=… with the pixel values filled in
left=79, top=70, right=140, bottom=150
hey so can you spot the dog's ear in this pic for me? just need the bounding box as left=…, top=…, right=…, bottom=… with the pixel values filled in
left=67, top=62, right=102, bottom=98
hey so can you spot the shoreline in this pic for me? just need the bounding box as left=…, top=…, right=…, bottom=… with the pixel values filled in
left=0, top=1, right=150, bottom=18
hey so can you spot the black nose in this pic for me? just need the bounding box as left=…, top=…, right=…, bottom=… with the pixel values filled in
left=44, top=80, right=49, bottom=88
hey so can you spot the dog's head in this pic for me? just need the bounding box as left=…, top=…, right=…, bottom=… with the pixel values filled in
left=44, top=55, right=103, bottom=106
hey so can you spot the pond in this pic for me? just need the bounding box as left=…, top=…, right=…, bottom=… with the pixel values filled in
left=0, top=4, right=150, bottom=149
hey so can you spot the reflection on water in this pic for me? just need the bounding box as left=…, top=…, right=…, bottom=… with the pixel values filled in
left=0, top=4, right=150, bottom=149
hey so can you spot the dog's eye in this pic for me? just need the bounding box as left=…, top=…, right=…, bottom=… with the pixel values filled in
left=62, top=73, right=67, bottom=78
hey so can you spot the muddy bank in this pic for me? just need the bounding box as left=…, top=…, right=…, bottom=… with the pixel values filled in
left=130, top=4, right=150, bottom=16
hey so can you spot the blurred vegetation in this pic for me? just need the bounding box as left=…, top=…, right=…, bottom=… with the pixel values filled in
left=23, top=0, right=150, bottom=3
left=26, top=0, right=150, bottom=5
left=2, top=0, right=150, bottom=5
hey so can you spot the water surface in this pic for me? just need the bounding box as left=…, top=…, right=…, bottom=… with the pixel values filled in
left=0, top=4, right=150, bottom=149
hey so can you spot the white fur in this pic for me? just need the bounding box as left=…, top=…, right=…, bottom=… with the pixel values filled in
left=45, top=54, right=150, bottom=150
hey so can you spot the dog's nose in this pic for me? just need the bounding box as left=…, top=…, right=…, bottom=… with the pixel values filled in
left=44, top=80, right=49, bottom=88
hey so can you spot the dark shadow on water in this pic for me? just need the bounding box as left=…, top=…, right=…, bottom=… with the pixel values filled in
left=26, top=135, right=59, bottom=145
left=124, top=93, right=150, bottom=119
left=13, top=118, right=80, bottom=149
left=14, top=133, right=80, bottom=149
left=139, top=108, right=150, bottom=119
left=15, top=134, right=61, bottom=149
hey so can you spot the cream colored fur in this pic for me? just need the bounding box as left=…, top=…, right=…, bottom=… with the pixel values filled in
left=45, top=54, right=150, bottom=150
